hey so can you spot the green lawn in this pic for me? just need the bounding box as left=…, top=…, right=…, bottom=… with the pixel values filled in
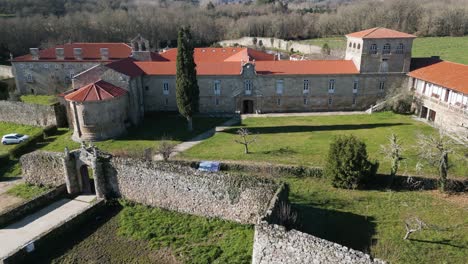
left=118, top=202, right=253, bottom=264
left=40, top=114, right=231, bottom=155
left=286, top=176, right=468, bottom=264
left=7, top=183, right=49, bottom=199
left=0, top=122, right=42, bottom=155
left=20, top=95, right=57, bottom=106
left=182, top=112, right=467, bottom=178
left=412, top=36, right=468, bottom=65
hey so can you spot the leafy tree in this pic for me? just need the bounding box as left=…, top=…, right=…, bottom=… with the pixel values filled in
left=258, top=39, right=263, bottom=47
left=176, top=26, right=199, bottom=131
left=206, top=1, right=215, bottom=11
left=321, top=43, right=331, bottom=55
left=252, top=37, right=258, bottom=46
left=324, top=135, right=379, bottom=189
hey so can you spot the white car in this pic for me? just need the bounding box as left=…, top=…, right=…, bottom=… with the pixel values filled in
left=1, top=134, right=30, bottom=145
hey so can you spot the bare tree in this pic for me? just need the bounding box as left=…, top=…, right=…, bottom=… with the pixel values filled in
left=234, top=128, right=257, bottom=154
left=156, top=139, right=177, bottom=161
left=403, top=217, right=427, bottom=240
left=380, top=133, right=404, bottom=180
left=417, top=131, right=456, bottom=192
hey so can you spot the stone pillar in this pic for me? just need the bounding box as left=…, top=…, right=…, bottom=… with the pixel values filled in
left=62, top=148, right=80, bottom=195
left=92, top=148, right=107, bottom=199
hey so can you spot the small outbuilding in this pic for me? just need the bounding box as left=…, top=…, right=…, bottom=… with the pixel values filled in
left=65, top=80, right=129, bottom=142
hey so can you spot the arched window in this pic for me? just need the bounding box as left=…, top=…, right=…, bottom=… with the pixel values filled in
left=353, top=43, right=356, bottom=49
left=383, top=43, right=391, bottom=54
left=357, top=43, right=361, bottom=49
left=396, top=43, right=404, bottom=54
left=349, top=42, right=352, bottom=48
left=370, top=44, right=377, bottom=54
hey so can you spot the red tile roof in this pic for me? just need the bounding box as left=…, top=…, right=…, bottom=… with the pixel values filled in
left=64, top=80, right=127, bottom=102
left=408, top=61, right=468, bottom=94
left=106, top=58, right=144, bottom=77
left=135, top=60, right=358, bottom=76
left=346, top=27, right=416, bottom=39
left=159, top=47, right=275, bottom=63
left=13, top=43, right=132, bottom=62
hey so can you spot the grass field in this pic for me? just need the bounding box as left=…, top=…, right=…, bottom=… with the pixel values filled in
left=20, top=95, right=57, bottom=106
left=286, top=176, right=468, bottom=264
left=301, top=36, right=468, bottom=65
left=6, top=183, right=49, bottom=199
left=182, top=112, right=467, bottom=178
left=40, top=114, right=231, bottom=155
left=0, top=122, right=42, bottom=155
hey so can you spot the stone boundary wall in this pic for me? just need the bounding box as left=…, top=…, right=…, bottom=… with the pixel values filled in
left=0, top=101, right=61, bottom=127
left=1, top=199, right=105, bottom=264
left=0, top=65, right=13, bottom=79
left=252, top=223, right=385, bottom=264
left=0, top=185, right=66, bottom=228
left=21, top=151, right=66, bottom=187
left=105, top=157, right=279, bottom=224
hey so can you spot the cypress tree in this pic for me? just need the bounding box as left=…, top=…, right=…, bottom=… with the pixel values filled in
left=176, top=26, right=199, bottom=131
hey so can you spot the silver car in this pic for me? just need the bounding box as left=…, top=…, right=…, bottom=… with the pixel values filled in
left=1, top=133, right=30, bottom=145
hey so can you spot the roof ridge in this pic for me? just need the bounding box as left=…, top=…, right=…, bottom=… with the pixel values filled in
left=95, top=81, right=115, bottom=99
left=363, top=27, right=381, bottom=37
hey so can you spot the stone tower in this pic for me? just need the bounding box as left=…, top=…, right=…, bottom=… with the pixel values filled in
left=345, top=27, right=416, bottom=73
left=131, top=34, right=152, bottom=61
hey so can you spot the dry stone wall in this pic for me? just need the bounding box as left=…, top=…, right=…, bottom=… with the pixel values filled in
left=20, top=151, right=66, bottom=187
left=252, top=223, right=385, bottom=264
left=105, top=157, right=279, bottom=224
left=0, top=101, right=58, bottom=127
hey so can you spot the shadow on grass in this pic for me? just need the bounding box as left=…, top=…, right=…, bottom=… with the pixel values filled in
left=292, top=203, right=376, bottom=253
left=408, top=239, right=467, bottom=249
left=223, top=123, right=410, bottom=135
left=25, top=203, right=122, bottom=263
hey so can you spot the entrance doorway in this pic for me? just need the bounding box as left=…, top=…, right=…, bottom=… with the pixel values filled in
left=428, top=109, right=436, bottom=122
left=79, top=165, right=94, bottom=194
left=242, top=100, right=254, bottom=114
left=420, top=106, right=428, bottom=119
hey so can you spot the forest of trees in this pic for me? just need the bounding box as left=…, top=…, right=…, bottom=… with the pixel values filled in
left=0, top=0, right=467, bottom=61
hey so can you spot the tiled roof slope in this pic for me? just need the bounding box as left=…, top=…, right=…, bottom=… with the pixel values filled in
left=135, top=60, right=358, bottom=76
left=408, top=61, right=468, bottom=94
left=106, top=58, right=144, bottom=77
left=13, top=43, right=132, bottom=62
left=346, top=27, right=416, bottom=39
left=159, top=47, right=275, bottom=62
left=64, top=80, right=127, bottom=102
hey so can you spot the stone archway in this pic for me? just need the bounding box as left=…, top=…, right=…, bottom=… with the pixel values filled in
left=243, top=100, right=254, bottom=114
left=79, top=164, right=94, bottom=194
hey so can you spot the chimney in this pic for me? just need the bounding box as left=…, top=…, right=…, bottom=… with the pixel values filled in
left=55, top=48, right=64, bottom=60
left=100, top=48, right=109, bottom=60
left=30, top=48, right=39, bottom=60
left=73, top=48, right=82, bottom=60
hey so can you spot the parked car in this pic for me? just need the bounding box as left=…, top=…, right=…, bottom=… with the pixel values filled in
left=1, top=133, right=29, bottom=145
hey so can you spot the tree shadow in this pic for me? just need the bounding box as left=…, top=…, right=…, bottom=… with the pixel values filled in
left=409, top=239, right=467, bottom=249
left=292, top=202, right=376, bottom=253
left=261, top=147, right=297, bottom=156
left=222, top=123, right=409, bottom=135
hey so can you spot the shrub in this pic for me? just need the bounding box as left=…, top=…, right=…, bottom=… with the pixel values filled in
left=391, top=95, right=413, bottom=114
left=156, top=140, right=177, bottom=161
left=9, top=130, right=45, bottom=159
left=324, top=135, right=379, bottom=189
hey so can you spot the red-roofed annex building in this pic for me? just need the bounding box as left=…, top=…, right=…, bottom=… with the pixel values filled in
left=13, top=28, right=460, bottom=141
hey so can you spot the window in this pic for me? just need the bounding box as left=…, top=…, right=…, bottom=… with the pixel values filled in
left=303, top=98, right=308, bottom=105
left=303, top=80, right=309, bottom=94
left=357, top=43, right=361, bottom=50
left=396, top=43, right=404, bottom=54
left=215, top=98, right=220, bottom=105
left=26, top=73, right=33, bottom=83
left=353, top=43, right=356, bottom=49
left=353, top=80, right=359, bottom=93
left=370, top=44, right=377, bottom=54
left=69, top=70, right=74, bottom=79
left=277, top=98, right=281, bottom=106
left=352, top=95, right=357, bottom=105
left=43, top=64, right=49, bottom=69
left=328, top=79, right=335, bottom=93
left=244, top=80, right=252, bottom=95
left=55, top=64, right=60, bottom=69
left=214, top=80, right=221, bottom=95
left=165, top=98, right=169, bottom=105
left=379, top=81, right=385, bottom=91
left=29, top=64, right=33, bottom=69
left=383, top=43, right=391, bottom=54
left=20, top=64, right=25, bottom=69
left=328, top=97, right=333, bottom=105
left=163, top=82, right=169, bottom=95
left=349, top=42, right=352, bottom=47
left=276, top=80, right=284, bottom=95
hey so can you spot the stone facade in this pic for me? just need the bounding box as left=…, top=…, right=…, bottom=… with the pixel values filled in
left=20, top=151, right=66, bottom=187
left=0, top=101, right=63, bottom=127
left=252, top=223, right=385, bottom=264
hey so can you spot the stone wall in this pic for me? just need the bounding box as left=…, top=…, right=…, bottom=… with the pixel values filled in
left=252, top=223, right=385, bottom=264
left=20, top=151, right=66, bottom=187
left=0, top=101, right=60, bottom=127
left=219, top=37, right=324, bottom=55
left=105, top=157, right=279, bottom=224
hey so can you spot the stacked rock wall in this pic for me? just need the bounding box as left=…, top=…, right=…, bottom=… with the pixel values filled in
left=0, top=101, right=59, bottom=127
left=20, top=151, right=66, bottom=187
